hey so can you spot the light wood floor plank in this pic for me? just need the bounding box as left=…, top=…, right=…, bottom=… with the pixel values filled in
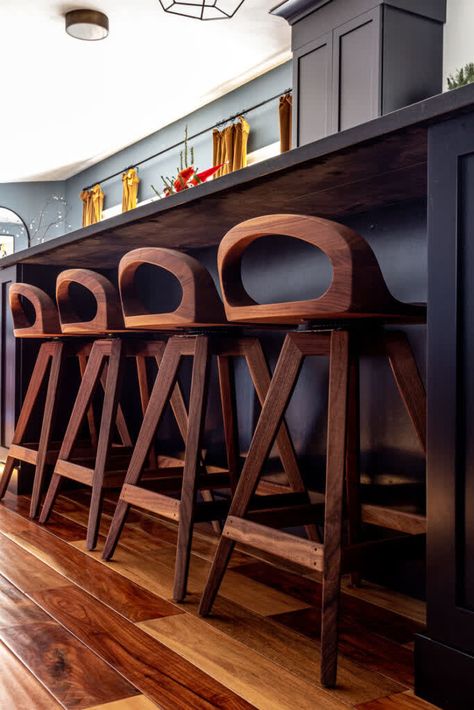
left=140, top=613, right=346, bottom=710
left=73, top=537, right=310, bottom=617
left=355, top=690, right=440, bottom=709
left=85, top=696, right=161, bottom=710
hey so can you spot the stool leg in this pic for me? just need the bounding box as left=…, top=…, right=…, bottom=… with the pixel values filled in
left=100, top=364, right=132, bottom=449
left=136, top=353, right=157, bottom=470
left=173, top=336, right=210, bottom=602
left=321, top=330, right=350, bottom=688
left=0, top=342, right=53, bottom=502
left=29, top=341, right=64, bottom=519
left=40, top=342, right=105, bottom=524
left=383, top=331, right=426, bottom=452
left=87, top=339, right=124, bottom=550
left=345, top=342, right=361, bottom=586
left=245, top=339, right=319, bottom=542
left=199, top=334, right=304, bottom=617
left=102, top=339, right=183, bottom=561
left=78, top=351, right=98, bottom=448
left=217, top=355, right=240, bottom=491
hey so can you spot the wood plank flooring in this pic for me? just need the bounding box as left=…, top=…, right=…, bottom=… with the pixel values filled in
left=0, top=489, right=439, bottom=710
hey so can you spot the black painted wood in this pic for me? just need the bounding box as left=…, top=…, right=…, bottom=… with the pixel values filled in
left=414, top=109, right=474, bottom=709
left=415, top=635, right=474, bottom=710
left=275, top=0, right=445, bottom=145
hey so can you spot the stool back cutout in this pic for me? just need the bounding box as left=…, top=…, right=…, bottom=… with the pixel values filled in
left=218, top=214, right=426, bottom=324
left=119, top=247, right=226, bottom=329
left=10, top=283, right=62, bottom=338
left=56, top=269, right=125, bottom=335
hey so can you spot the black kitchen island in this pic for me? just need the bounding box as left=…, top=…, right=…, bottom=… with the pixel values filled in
left=3, top=83, right=474, bottom=709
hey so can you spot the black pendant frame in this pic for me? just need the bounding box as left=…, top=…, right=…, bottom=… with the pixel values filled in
left=158, top=1, right=245, bottom=20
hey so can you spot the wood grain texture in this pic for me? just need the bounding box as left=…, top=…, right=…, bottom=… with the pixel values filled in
left=9, top=282, right=62, bottom=337
left=321, top=330, right=349, bottom=687
left=1, top=491, right=89, bottom=541
left=29, top=584, right=253, bottom=710
left=119, top=247, right=226, bottom=328
left=223, top=515, right=324, bottom=570
left=218, top=214, right=425, bottom=324
left=0, top=484, right=429, bottom=709
left=85, top=697, right=160, bottom=710
left=0, top=576, right=139, bottom=709
left=56, top=268, right=124, bottom=334
left=0, top=641, right=63, bottom=709
left=140, top=613, right=346, bottom=710
left=271, top=605, right=415, bottom=687
left=354, top=691, right=439, bottom=709
left=0, top=620, right=139, bottom=709
left=0, top=531, right=70, bottom=592
left=0, top=506, right=181, bottom=623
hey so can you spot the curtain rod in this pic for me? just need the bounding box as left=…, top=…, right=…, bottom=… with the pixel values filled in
left=82, top=88, right=292, bottom=191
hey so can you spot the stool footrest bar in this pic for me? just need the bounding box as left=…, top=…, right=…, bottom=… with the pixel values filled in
left=222, top=515, right=324, bottom=571
left=121, top=483, right=180, bottom=521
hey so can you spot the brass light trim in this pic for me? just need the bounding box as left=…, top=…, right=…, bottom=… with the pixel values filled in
left=65, top=10, right=109, bottom=41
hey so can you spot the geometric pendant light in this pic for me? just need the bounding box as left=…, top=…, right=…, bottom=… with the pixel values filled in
left=158, top=0, right=245, bottom=20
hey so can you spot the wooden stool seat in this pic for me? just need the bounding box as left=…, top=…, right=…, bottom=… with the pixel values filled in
left=56, top=268, right=125, bottom=334
left=218, top=214, right=426, bottom=324
left=199, top=214, right=427, bottom=689
left=103, top=247, right=317, bottom=603
left=10, top=282, right=62, bottom=337
left=119, top=247, right=226, bottom=329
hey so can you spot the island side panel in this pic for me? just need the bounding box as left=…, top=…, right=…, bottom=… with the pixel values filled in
left=415, top=110, right=474, bottom=708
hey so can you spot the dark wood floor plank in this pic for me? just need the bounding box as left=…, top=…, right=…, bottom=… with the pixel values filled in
left=0, top=574, right=48, bottom=628
left=0, top=531, right=70, bottom=592
left=30, top=584, right=253, bottom=710
left=2, top=492, right=88, bottom=541
left=0, top=577, right=139, bottom=709
left=0, top=504, right=182, bottom=622
left=1, top=621, right=139, bottom=710
left=0, top=641, right=63, bottom=710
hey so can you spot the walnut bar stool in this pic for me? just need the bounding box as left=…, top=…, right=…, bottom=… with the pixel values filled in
left=198, top=214, right=427, bottom=688
left=102, top=247, right=314, bottom=603
left=37, top=270, right=167, bottom=548
left=0, top=283, right=100, bottom=518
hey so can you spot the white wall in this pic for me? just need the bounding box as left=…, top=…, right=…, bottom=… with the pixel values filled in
left=444, top=0, right=474, bottom=85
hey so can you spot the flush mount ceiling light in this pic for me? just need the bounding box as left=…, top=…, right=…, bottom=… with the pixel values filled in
left=65, top=9, right=109, bottom=40
left=159, top=0, right=245, bottom=20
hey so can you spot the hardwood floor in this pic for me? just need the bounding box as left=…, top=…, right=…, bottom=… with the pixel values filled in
left=0, top=489, right=438, bottom=710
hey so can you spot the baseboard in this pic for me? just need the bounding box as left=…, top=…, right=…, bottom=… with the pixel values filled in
left=415, top=634, right=474, bottom=709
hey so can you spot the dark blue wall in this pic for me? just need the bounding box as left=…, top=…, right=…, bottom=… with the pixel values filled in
left=0, top=62, right=291, bottom=238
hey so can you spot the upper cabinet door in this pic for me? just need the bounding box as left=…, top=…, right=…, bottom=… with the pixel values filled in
left=331, top=8, right=382, bottom=133
left=294, top=32, right=332, bottom=146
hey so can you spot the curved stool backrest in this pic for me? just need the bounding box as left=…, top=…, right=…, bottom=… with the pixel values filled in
left=119, top=247, right=225, bottom=329
left=218, top=214, right=425, bottom=324
left=56, top=269, right=124, bottom=334
left=10, top=283, right=62, bottom=338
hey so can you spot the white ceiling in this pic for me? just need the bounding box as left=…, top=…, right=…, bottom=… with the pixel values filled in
left=1, top=0, right=290, bottom=182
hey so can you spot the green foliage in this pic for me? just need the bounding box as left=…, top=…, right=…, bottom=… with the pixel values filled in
left=447, top=63, right=474, bottom=90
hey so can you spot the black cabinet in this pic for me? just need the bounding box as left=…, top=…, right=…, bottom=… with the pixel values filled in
left=274, top=0, right=446, bottom=145
left=415, top=111, right=474, bottom=710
